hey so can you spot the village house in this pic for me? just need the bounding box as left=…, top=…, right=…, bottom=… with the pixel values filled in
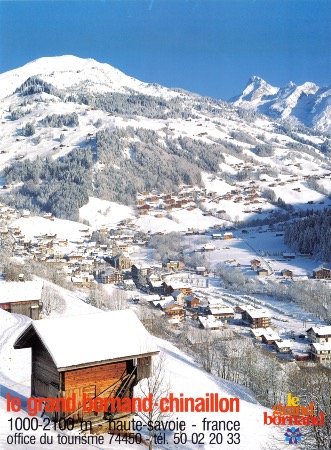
left=242, top=306, right=271, bottom=329
left=250, top=327, right=273, bottom=341
left=184, top=295, right=199, bottom=309
left=162, top=281, right=192, bottom=296
left=257, top=268, right=269, bottom=277
left=281, top=269, right=293, bottom=278
left=250, top=259, right=261, bottom=269
left=195, top=266, right=208, bottom=276
left=209, top=305, right=235, bottom=321
left=148, top=280, right=164, bottom=295
left=170, top=290, right=185, bottom=306
left=310, top=342, right=331, bottom=363
left=274, top=340, right=292, bottom=354
left=261, top=329, right=281, bottom=345
left=131, top=263, right=153, bottom=284
left=100, top=269, right=124, bottom=285
left=163, top=302, right=186, bottom=321
left=306, top=326, right=331, bottom=343
left=14, top=310, right=159, bottom=421
left=224, top=232, right=233, bottom=240
left=313, top=268, right=331, bottom=279
left=207, top=299, right=234, bottom=321
left=162, top=259, right=185, bottom=271
left=202, top=243, right=216, bottom=252
left=0, top=281, right=43, bottom=320
left=71, top=273, right=94, bottom=288
left=198, top=315, right=223, bottom=330
left=283, top=252, right=296, bottom=260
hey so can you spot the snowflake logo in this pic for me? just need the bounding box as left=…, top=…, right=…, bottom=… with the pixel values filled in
left=284, top=427, right=302, bottom=444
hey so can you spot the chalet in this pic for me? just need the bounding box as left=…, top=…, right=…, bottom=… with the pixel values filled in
left=148, top=279, right=164, bottom=295
left=261, top=330, right=280, bottom=345
left=184, top=295, right=199, bottom=309
left=212, top=234, right=223, bottom=240
left=170, top=290, right=185, bottom=306
left=281, top=269, right=293, bottom=278
left=257, top=268, right=269, bottom=277
left=250, top=259, right=261, bottom=269
left=209, top=305, right=234, bottom=321
left=162, top=281, right=192, bottom=296
left=0, top=281, right=43, bottom=320
left=313, top=268, right=331, bottom=279
left=274, top=340, right=292, bottom=353
left=123, top=280, right=136, bottom=290
left=196, top=266, right=208, bottom=276
left=242, top=306, right=271, bottom=329
left=100, top=270, right=123, bottom=285
left=202, top=243, right=216, bottom=252
left=162, top=259, right=185, bottom=272
left=71, top=274, right=94, bottom=288
left=131, top=263, right=152, bottom=281
left=224, top=232, right=233, bottom=240
left=198, top=315, right=222, bottom=330
left=113, top=242, right=129, bottom=254
left=310, top=342, right=331, bottom=363
left=163, top=302, right=185, bottom=321
left=250, top=327, right=274, bottom=341
left=283, top=252, right=296, bottom=260
left=14, top=310, right=159, bottom=421
left=306, top=326, right=331, bottom=343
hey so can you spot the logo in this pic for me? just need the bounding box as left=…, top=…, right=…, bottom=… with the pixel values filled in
left=263, top=392, right=324, bottom=426
left=284, top=427, right=302, bottom=445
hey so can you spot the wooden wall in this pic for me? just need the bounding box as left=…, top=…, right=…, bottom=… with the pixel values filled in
left=64, top=361, right=127, bottom=400
left=137, top=356, right=151, bottom=381
left=31, top=336, right=60, bottom=398
left=0, top=300, right=40, bottom=319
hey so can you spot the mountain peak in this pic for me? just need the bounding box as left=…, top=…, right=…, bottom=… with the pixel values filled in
left=247, top=75, right=266, bottom=86
left=0, top=55, right=181, bottom=101
left=231, top=76, right=330, bottom=131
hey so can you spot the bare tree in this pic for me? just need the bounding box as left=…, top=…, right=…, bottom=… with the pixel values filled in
left=87, top=285, right=128, bottom=311
left=41, top=285, right=66, bottom=316
left=135, top=352, right=171, bottom=450
left=3, top=260, right=33, bottom=282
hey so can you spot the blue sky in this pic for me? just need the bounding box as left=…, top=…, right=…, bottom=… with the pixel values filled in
left=0, top=0, right=330, bottom=100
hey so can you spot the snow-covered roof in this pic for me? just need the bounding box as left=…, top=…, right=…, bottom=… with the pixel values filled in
left=0, top=281, right=43, bottom=304
left=244, top=306, right=270, bottom=319
left=275, top=340, right=292, bottom=349
left=14, top=309, right=158, bottom=370
left=198, top=315, right=223, bottom=329
left=307, top=325, right=331, bottom=335
left=261, top=330, right=280, bottom=341
left=311, top=342, right=331, bottom=352
left=210, top=306, right=234, bottom=315
left=250, top=327, right=274, bottom=338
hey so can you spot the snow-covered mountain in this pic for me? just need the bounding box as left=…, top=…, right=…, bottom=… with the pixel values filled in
left=0, top=55, right=331, bottom=225
left=230, top=76, right=331, bottom=132
left=0, top=55, right=182, bottom=100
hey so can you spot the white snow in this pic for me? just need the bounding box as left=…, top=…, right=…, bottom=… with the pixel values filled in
left=79, top=197, right=135, bottom=229
left=15, top=309, right=158, bottom=369
left=0, top=281, right=43, bottom=303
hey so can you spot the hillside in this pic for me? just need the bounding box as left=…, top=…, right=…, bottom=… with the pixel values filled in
left=0, top=56, right=330, bottom=226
